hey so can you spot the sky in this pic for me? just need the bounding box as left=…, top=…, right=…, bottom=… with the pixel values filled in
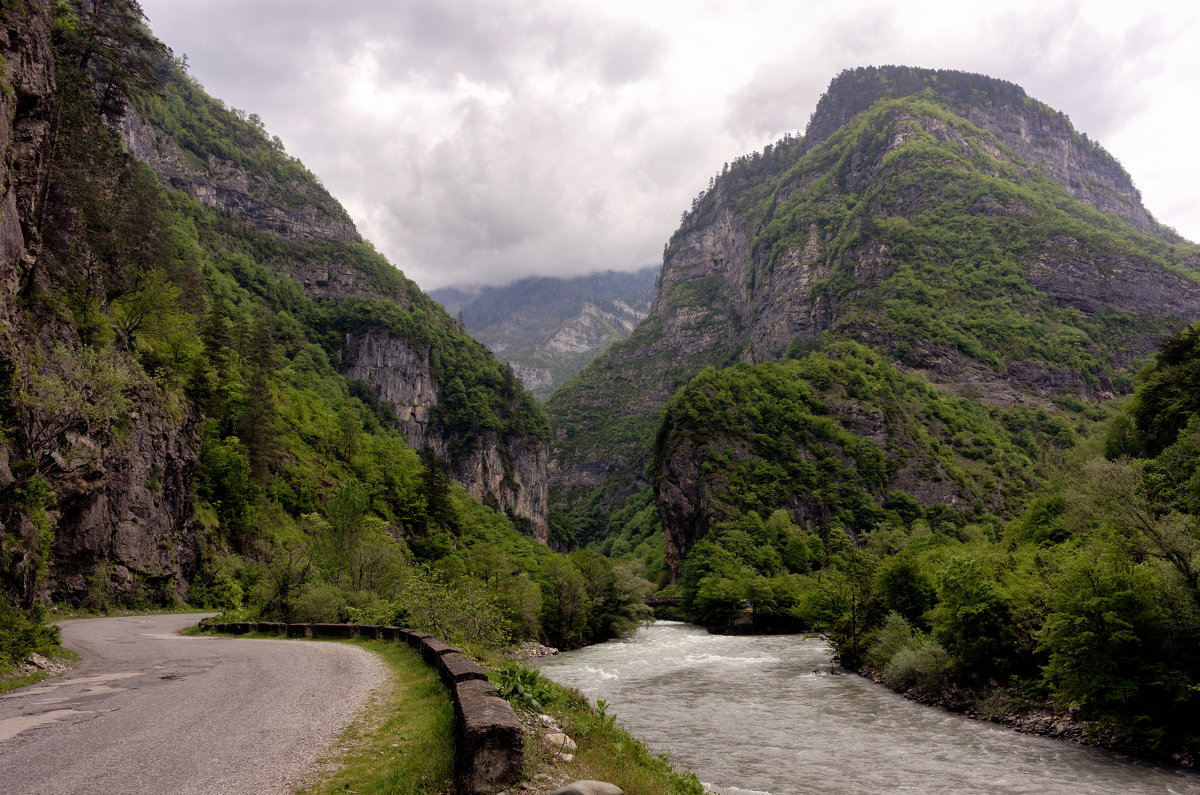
left=137, top=0, right=1200, bottom=292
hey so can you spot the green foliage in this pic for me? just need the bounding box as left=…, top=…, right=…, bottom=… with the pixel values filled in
left=1130, top=321, right=1200, bottom=456
left=489, top=661, right=556, bottom=712
left=0, top=595, right=61, bottom=672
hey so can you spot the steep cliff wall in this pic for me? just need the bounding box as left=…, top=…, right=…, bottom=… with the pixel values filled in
left=0, top=1, right=53, bottom=326
left=340, top=329, right=551, bottom=544
left=0, top=0, right=201, bottom=604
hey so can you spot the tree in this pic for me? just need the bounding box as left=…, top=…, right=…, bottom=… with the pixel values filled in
left=14, top=345, right=134, bottom=475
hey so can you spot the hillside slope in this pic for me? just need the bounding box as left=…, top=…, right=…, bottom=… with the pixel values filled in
left=0, top=0, right=555, bottom=614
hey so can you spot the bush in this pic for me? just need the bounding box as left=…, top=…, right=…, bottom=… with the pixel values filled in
left=865, top=611, right=917, bottom=668
left=885, top=638, right=949, bottom=696
left=0, top=597, right=60, bottom=670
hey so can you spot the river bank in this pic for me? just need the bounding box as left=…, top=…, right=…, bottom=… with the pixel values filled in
left=856, top=665, right=1195, bottom=770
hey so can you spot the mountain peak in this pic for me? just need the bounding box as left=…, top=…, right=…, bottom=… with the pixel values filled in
left=802, top=65, right=1153, bottom=233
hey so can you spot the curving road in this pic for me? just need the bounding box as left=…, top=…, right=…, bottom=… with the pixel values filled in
left=0, top=613, right=385, bottom=794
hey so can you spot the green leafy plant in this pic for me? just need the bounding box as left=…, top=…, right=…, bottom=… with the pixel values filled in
left=489, top=662, right=555, bottom=712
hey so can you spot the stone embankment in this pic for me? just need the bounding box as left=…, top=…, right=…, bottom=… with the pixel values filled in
left=201, top=620, right=521, bottom=795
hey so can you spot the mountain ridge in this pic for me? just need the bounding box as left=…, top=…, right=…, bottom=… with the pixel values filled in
left=430, top=267, right=657, bottom=398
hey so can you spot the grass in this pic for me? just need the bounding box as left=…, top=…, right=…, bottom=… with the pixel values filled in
left=189, top=628, right=703, bottom=793
left=294, top=639, right=456, bottom=794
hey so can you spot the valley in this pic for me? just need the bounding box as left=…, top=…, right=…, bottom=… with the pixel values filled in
left=0, top=1, right=1198, bottom=790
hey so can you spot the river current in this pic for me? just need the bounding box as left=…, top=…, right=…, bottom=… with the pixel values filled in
left=535, top=621, right=1200, bottom=795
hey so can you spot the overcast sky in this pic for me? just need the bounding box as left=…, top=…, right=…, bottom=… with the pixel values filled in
left=138, top=0, right=1200, bottom=292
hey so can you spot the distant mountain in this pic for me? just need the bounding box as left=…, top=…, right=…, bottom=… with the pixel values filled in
left=430, top=267, right=657, bottom=399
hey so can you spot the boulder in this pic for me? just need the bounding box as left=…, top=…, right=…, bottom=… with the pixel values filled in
left=549, top=782, right=624, bottom=795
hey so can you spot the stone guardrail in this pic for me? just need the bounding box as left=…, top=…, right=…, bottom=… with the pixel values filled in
left=199, top=620, right=522, bottom=795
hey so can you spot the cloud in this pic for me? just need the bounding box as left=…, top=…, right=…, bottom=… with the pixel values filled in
left=139, top=0, right=1200, bottom=290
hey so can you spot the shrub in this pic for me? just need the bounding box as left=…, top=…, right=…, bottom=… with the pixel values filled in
left=865, top=611, right=917, bottom=668
left=885, top=638, right=949, bottom=696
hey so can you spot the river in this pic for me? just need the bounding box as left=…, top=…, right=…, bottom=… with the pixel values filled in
left=534, top=621, right=1200, bottom=795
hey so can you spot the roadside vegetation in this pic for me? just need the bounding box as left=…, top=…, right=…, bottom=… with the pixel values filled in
left=491, top=661, right=706, bottom=795
left=300, top=640, right=454, bottom=795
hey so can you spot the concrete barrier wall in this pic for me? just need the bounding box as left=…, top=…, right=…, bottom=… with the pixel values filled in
left=196, top=619, right=521, bottom=795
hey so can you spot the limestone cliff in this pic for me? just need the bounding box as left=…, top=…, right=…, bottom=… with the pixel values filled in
left=340, top=329, right=551, bottom=544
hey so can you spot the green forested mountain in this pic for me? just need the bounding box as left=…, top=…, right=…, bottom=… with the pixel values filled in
left=0, top=0, right=648, bottom=667
left=548, top=65, right=1199, bottom=548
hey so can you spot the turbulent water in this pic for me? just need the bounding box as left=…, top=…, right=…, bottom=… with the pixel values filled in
left=535, top=621, right=1200, bottom=795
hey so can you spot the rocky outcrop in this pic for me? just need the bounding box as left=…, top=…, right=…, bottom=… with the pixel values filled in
left=341, top=329, right=551, bottom=544
left=341, top=329, right=439, bottom=441
left=50, top=400, right=200, bottom=603
left=119, top=110, right=358, bottom=246
left=0, top=1, right=54, bottom=325
left=804, top=66, right=1153, bottom=233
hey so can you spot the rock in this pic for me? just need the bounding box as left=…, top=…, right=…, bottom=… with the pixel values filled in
left=543, top=732, right=577, bottom=754
left=539, top=713, right=559, bottom=729
left=549, top=781, right=624, bottom=795
left=340, top=328, right=551, bottom=544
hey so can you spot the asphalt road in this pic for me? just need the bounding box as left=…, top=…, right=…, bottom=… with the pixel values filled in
left=0, top=613, right=385, bottom=794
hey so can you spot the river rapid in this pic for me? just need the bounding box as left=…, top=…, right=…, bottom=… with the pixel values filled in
left=535, top=621, right=1200, bottom=795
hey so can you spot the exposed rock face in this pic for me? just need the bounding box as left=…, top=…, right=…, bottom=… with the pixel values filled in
left=341, top=330, right=551, bottom=544
left=50, top=402, right=200, bottom=603
left=119, top=110, right=359, bottom=246
left=0, top=2, right=199, bottom=602
left=0, top=1, right=54, bottom=324
left=341, top=330, right=439, bottom=441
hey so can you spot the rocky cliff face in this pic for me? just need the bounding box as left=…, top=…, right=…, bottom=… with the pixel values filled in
left=0, top=2, right=53, bottom=326
left=119, top=110, right=359, bottom=246
left=339, top=329, right=551, bottom=544
left=0, top=1, right=200, bottom=604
